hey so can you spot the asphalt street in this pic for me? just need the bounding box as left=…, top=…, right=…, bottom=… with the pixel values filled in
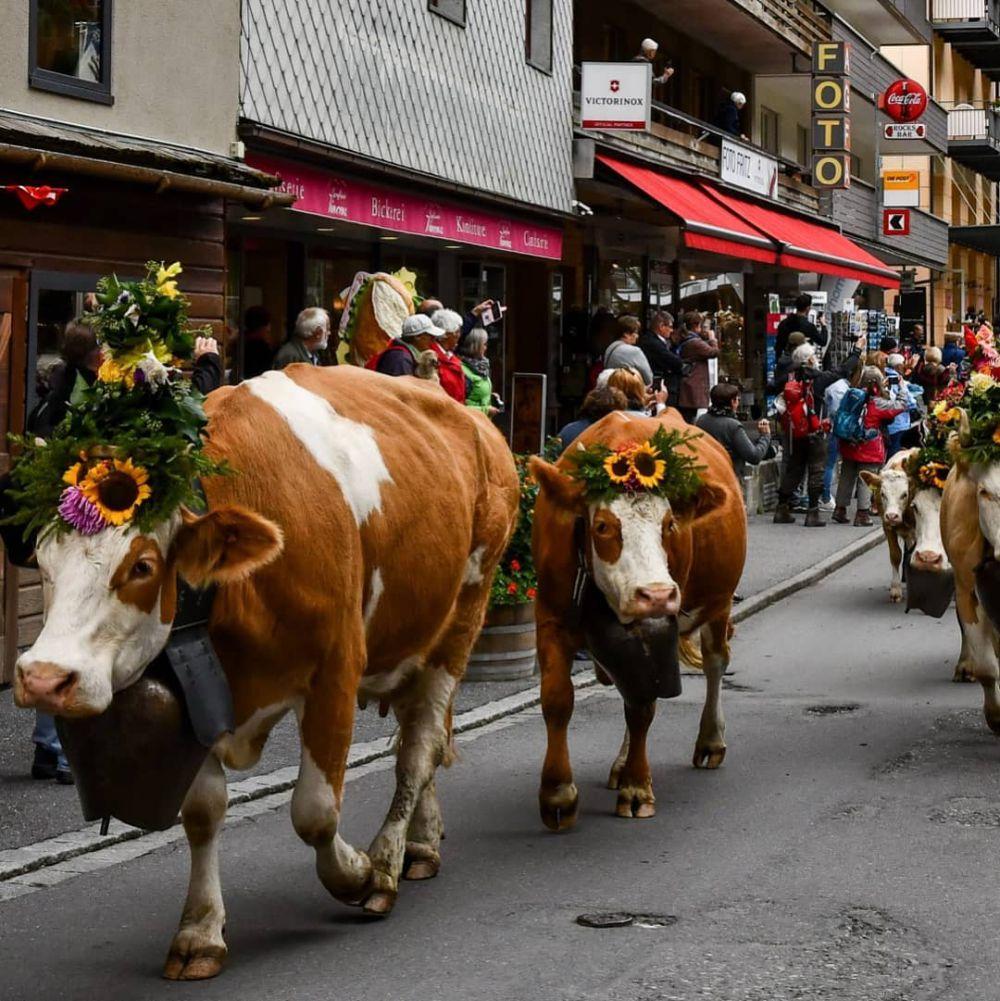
left=1, top=546, right=999, bottom=1000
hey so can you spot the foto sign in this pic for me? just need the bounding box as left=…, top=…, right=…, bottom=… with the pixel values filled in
left=883, top=209, right=911, bottom=236
left=883, top=170, right=919, bottom=208
left=884, top=122, right=926, bottom=140
left=720, top=140, right=779, bottom=200
left=811, top=41, right=851, bottom=190
left=580, top=62, right=651, bottom=131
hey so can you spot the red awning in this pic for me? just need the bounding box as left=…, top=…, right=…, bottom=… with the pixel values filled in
left=597, top=155, right=778, bottom=264
left=707, top=188, right=900, bottom=289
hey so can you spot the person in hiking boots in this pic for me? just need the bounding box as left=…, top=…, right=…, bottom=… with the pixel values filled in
left=832, top=366, right=910, bottom=527
left=773, top=338, right=865, bottom=527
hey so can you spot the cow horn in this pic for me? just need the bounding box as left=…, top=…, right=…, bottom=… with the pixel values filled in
left=958, top=407, right=972, bottom=447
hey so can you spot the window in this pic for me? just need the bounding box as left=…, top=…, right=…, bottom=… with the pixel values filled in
left=29, top=0, right=112, bottom=104
left=428, top=0, right=465, bottom=27
left=760, top=106, right=779, bottom=155
left=796, top=124, right=809, bottom=167
left=526, top=0, right=553, bottom=74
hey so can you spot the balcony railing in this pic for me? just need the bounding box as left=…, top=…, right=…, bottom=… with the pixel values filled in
left=932, top=0, right=997, bottom=21
left=729, top=0, right=831, bottom=54
left=947, top=104, right=1000, bottom=141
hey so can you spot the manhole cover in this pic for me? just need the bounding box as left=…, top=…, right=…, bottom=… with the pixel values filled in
left=805, top=703, right=861, bottom=716
left=576, top=912, right=677, bottom=929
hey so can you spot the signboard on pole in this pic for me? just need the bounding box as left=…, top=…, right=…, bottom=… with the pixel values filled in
left=811, top=41, right=851, bottom=190
left=580, top=62, right=651, bottom=131
left=883, top=170, right=919, bottom=208
left=881, top=79, right=928, bottom=123
left=883, top=209, right=911, bottom=236
left=720, top=140, right=779, bottom=200
left=884, top=122, right=926, bottom=140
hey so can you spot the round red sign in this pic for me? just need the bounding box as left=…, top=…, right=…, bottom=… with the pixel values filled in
left=883, top=79, right=928, bottom=123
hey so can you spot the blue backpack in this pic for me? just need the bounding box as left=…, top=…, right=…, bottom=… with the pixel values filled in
left=833, top=388, right=876, bottom=444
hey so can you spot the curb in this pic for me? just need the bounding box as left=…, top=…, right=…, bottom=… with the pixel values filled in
left=0, top=529, right=883, bottom=889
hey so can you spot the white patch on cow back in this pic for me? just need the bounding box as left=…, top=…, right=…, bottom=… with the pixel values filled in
left=247, top=371, right=392, bottom=525
left=364, top=568, right=384, bottom=630
left=591, top=493, right=676, bottom=623
left=463, top=546, right=486, bottom=586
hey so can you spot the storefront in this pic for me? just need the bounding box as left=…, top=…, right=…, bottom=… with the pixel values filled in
left=226, top=148, right=567, bottom=438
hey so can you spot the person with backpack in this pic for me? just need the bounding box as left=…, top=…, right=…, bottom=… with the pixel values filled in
left=773, top=338, right=865, bottom=527
left=820, top=355, right=863, bottom=510
left=832, top=366, right=910, bottom=527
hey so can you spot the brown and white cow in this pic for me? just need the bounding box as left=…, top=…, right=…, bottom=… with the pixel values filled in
left=529, top=412, right=746, bottom=828
left=14, top=366, right=519, bottom=979
left=861, top=448, right=950, bottom=605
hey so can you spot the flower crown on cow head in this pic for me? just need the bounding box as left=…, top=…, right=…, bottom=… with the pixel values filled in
left=565, top=426, right=704, bottom=505
left=4, top=262, right=226, bottom=542
left=948, top=325, right=1000, bottom=465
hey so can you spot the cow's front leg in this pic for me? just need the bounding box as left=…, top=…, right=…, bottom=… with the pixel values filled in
left=953, top=610, right=976, bottom=682
left=693, top=616, right=730, bottom=768
left=615, top=700, right=656, bottom=818
left=887, top=529, right=904, bottom=603
left=163, top=755, right=228, bottom=981
left=403, top=777, right=444, bottom=881
left=607, top=727, right=630, bottom=789
left=366, top=667, right=459, bottom=914
left=961, top=609, right=1000, bottom=732
left=293, top=674, right=372, bottom=907
left=538, top=622, right=579, bottom=831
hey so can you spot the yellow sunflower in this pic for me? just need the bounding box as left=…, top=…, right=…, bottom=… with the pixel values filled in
left=630, top=442, right=667, bottom=488
left=62, top=462, right=85, bottom=487
left=992, top=425, right=1000, bottom=446
left=78, top=458, right=152, bottom=526
left=97, top=358, right=134, bottom=388
left=604, top=449, right=634, bottom=485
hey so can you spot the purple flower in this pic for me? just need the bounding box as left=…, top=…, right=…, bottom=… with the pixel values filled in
left=58, top=487, right=107, bottom=535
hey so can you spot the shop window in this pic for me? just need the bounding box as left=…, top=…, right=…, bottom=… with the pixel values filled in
left=526, top=0, right=553, bottom=74
left=29, top=0, right=112, bottom=104
left=428, top=0, right=465, bottom=27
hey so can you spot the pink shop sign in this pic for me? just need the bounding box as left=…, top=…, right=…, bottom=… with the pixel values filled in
left=249, top=154, right=564, bottom=261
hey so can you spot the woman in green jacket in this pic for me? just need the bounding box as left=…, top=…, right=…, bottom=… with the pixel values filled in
left=458, top=327, right=499, bottom=419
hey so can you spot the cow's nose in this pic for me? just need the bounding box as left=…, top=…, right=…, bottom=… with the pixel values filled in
left=15, top=662, right=79, bottom=712
left=914, top=550, right=944, bottom=567
left=885, top=512, right=902, bottom=526
left=632, top=585, right=681, bottom=618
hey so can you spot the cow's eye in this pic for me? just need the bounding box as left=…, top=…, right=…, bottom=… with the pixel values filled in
left=131, top=559, right=155, bottom=579
left=593, top=520, right=610, bottom=537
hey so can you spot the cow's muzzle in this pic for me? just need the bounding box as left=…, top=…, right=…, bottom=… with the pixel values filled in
left=14, top=661, right=82, bottom=714
left=625, top=585, right=681, bottom=620
left=884, top=512, right=903, bottom=527
left=912, top=549, right=945, bottom=570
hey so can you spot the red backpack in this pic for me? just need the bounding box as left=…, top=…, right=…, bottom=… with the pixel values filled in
left=780, top=374, right=821, bottom=439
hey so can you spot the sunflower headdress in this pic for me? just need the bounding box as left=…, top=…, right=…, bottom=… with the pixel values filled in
left=566, top=426, right=704, bottom=504
left=4, top=262, right=226, bottom=541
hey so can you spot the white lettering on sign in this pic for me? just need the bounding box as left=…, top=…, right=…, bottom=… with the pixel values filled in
left=424, top=206, right=444, bottom=235
left=327, top=183, right=348, bottom=217
left=523, top=231, right=549, bottom=250
left=371, top=197, right=405, bottom=223
left=456, top=216, right=488, bottom=238
left=499, top=224, right=513, bottom=249
left=278, top=179, right=305, bottom=201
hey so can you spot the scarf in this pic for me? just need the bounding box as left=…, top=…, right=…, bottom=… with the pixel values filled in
left=463, top=356, right=491, bottom=379
left=707, top=405, right=733, bottom=418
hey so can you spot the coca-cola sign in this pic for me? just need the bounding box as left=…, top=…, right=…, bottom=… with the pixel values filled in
left=882, top=79, right=928, bottom=123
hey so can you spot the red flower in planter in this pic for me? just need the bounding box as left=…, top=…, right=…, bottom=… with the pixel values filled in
left=510, top=559, right=521, bottom=572
left=507, top=582, right=519, bottom=595
left=526, top=587, right=537, bottom=600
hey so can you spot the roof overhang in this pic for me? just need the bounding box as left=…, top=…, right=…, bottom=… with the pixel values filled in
left=950, top=225, right=1000, bottom=256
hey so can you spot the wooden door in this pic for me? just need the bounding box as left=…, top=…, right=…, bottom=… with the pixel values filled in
left=0, top=270, right=28, bottom=684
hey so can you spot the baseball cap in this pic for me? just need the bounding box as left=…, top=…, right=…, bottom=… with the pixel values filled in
left=401, top=314, right=446, bottom=340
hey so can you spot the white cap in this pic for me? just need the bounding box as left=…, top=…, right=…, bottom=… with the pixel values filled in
left=641, top=38, right=658, bottom=52
left=731, top=91, right=747, bottom=106
left=401, top=314, right=446, bottom=340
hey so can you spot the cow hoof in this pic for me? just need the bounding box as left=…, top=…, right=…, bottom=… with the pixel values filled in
left=615, top=791, right=656, bottom=819
left=693, top=745, right=727, bottom=769
left=403, top=843, right=440, bottom=881
left=539, top=784, right=579, bottom=832
left=889, top=589, right=902, bottom=604
left=362, top=890, right=397, bottom=917
left=953, top=666, right=976, bottom=683
left=163, top=942, right=226, bottom=982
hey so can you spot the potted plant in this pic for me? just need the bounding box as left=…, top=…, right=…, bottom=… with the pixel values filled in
left=466, top=455, right=539, bottom=682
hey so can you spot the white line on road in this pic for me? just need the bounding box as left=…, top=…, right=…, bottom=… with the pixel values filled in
left=0, top=675, right=607, bottom=902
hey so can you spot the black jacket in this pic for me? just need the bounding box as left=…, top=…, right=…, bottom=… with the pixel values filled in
left=638, top=330, right=684, bottom=401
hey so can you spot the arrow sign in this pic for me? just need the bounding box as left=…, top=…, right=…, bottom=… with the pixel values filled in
left=883, top=209, right=910, bottom=236
left=884, top=122, right=926, bottom=140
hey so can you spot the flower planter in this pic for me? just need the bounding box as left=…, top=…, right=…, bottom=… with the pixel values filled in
left=466, top=601, right=537, bottom=682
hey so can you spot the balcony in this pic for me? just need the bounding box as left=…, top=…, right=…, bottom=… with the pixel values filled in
left=821, top=0, right=931, bottom=43
left=932, top=0, right=1000, bottom=79
left=947, top=104, right=1000, bottom=180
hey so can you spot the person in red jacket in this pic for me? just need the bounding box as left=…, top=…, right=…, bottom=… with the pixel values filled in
left=430, top=308, right=468, bottom=404
left=833, top=366, right=909, bottom=527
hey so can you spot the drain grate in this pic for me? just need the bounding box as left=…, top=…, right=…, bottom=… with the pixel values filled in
left=576, top=912, right=678, bottom=929
left=805, top=703, right=861, bottom=716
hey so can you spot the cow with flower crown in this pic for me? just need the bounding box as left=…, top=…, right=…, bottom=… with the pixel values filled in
left=937, top=322, right=1000, bottom=723
left=529, top=411, right=746, bottom=827
left=2, top=262, right=519, bottom=979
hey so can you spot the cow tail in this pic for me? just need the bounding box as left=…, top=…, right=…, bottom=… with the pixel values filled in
left=679, top=634, right=703, bottom=671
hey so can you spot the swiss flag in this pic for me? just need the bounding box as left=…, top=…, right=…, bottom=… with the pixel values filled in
left=2, top=185, right=68, bottom=210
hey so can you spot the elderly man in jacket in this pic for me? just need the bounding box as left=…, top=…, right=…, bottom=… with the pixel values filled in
left=273, top=307, right=330, bottom=369
left=639, top=309, right=685, bottom=405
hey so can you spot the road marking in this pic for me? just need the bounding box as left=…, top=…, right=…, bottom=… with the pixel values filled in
left=0, top=675, right=606, bottom=902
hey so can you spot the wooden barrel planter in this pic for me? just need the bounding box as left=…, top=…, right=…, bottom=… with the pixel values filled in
left=466, top=602, right=537, bottom=682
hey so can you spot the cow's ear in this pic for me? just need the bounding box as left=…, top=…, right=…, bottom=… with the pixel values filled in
left=674, top=483, right=728, bottom=523
left=172, top=506, right=284, bottom=587
left=859, top=471, right=881, bottom=490
left=529, top=457, right=586, bottom=513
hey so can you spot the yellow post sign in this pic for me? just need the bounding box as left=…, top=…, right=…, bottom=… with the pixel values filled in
left=811, top=41, right=851, bottom=190
left=882, top=170, right=919, bottom=207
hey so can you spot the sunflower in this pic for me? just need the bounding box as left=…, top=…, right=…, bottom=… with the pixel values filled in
left=78, top=458, right=152, bottom=526
left=992, top=425, right=1000, bottom=447
left=630, top=442, right=667, bottom=489
left=97, top=358, right=135, bottom=389
left=62, top=462, right=85, bottom=487
left=604, top=449, right=634, bottom=485
left=919, top=462, right=949, bottom=490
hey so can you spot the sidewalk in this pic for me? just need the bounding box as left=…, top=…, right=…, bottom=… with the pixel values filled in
left=0, top=515, right=881, bottom=854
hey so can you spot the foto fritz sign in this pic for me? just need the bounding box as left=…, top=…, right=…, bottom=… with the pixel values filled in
left=580, top=62, right=652, bottom=131
left=811, top=41, right=851, bottom=190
